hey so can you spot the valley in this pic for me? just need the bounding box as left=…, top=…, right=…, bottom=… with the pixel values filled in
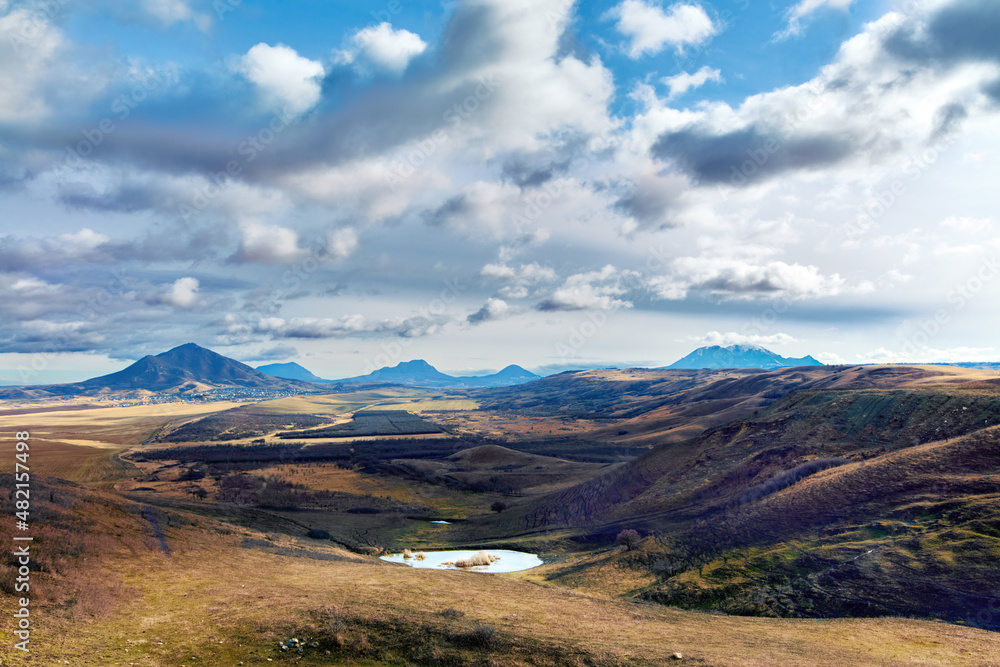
left=2, top=359, right=1000, bottom=665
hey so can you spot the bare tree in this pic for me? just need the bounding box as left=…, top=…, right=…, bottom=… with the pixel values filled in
left=617, top=529, right=641, bottom=551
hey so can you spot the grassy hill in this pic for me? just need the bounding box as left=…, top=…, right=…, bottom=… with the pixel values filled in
left=2, top=473, right=998, bottom=666
left=505, top=369, right=1000, bottom=628
left=3, top=365, right=1000, bottom=663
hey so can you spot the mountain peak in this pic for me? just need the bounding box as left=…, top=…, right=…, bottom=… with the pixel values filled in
left=257, top=361, right=329, bottom=383
left=668, top=345, right=823, bottom=370
left=396, top=359, right=435, bottom=368
left=335, top=360, right=539, bottom=387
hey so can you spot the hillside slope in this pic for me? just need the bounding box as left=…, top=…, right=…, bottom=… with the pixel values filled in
left=509, top=369, right=1000, bottom=627
left=1, top=473, right=997, bottom=666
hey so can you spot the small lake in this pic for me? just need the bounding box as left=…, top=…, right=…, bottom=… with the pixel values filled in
left=381, top=549, right=542, bottom=573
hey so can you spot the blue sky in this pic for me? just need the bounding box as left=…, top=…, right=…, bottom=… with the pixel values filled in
left=1, top=0, right=999, bottom=383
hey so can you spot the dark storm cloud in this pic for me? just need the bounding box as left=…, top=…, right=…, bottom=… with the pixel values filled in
left=651, top=126, right=854, bottom=184
left=884, top=0, right=1000, bottom=66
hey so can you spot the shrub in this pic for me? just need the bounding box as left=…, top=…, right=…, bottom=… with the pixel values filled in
left=490, top=501, right=508, bottom=513
left=469, top=624, right=497, bottom=648
left=616, top=529, right=641, bottom=551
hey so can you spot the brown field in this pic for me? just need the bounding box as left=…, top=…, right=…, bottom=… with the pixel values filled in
left=3, top=478, right=999, bottom=666
left=3, top=365, right=1000, bottom=664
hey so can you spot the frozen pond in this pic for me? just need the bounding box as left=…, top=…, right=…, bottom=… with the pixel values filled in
left=381, top=549, right=542, bottom=573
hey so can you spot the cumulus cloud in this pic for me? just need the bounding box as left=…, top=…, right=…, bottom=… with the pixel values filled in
left=163, top=277, right=200, bottom=308
left=141, top=0, right=212, bottom=32
left=339, top=22, right=427, bottom=74
left=779, top=0, right=855, bottom=40
left=690, top=331, right=798, bottom=347
left=326, top=228, right=358, bottom=260
left=481, top=262, right=556, bottom=284
left=255, top=314, right=447, bottom=339
left=467, top=297, right=510, bottom=324
left=233, top=223, right=304, bottom=264
left=238, top=43, right=325, bottom=116
left=609, top=1, right=717, bottom=58
left=649, top=256, right=848, bottom=301
left=0, top=5, right=106, bottom=123
left=645, top=3, right=1000, bottom=190
left=662, top=66, right=722, bottom=100
left=536, top=265, right=637, bottom=311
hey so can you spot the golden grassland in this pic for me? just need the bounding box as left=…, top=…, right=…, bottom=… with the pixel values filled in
left=256, top=389, right=479, bottom=415
left=4, top=370, right=1000, bottom=665
left=2, top=486, right=998, bottom=667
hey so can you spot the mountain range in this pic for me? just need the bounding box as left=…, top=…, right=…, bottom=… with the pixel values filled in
left=0, top=343, right=822, bottom=399
left=667, top=344, right=822, bottom=370
left=260, top=358, right=541, bottom=388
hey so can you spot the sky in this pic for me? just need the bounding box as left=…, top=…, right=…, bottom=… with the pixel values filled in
left=0, top=0, right=998, bottom=384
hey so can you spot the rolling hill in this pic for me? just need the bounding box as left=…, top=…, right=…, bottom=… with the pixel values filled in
left=501, top=365, right=1000, bottom=627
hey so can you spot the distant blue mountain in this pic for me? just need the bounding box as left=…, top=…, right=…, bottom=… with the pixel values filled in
left=256, top=362, right=331, bottom=383
left=336, top=359, right=540, bottom=387
left=668, top=345, right=822, bottom=370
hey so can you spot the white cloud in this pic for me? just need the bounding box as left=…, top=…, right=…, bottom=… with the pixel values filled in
left=480, top=262, right=556, bottom=285
left=234, top=223, right=304, bottom=264
left=467, top=297, right=510, bottom=324
left=650, top=256, right=848, bottom=301
left=238, top=43, right=324, bottom=116
left=779, top=0, right=855, bottom=39
left=164, top=277, right=199, bottom=308
left=0, top=6, right=106, bottom=122
left=692, top=331, right=798, bottom=347
left=56, top=228, right=110, bottom=253
left=142, top=0, right=211, bottom=32
left=344, top=22, right=427, bottom=74
left=255, top=314, right=446, bottom=339
left=941, top=216, right=994, bottom=235
left=662, top=66, right=722, bottom=100
left=537, top=265, right=636, bottom=311
left=327, top=228, right=358, bottom=260
left=610, top=1, right=717, bottom=58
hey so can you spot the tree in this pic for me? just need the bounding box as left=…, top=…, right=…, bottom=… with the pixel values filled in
left=491, top=501, right=508, bottom=513
left=616, top=529, right=641, bottom=551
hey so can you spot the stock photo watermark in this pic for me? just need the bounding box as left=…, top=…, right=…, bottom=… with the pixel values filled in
left=11, top=430, right=34, bottom=653
left=179, top=105, right=297, bottom=219
left=896, top=253, right=999, bottom=359
left=384, top=73, right=502, bottom=190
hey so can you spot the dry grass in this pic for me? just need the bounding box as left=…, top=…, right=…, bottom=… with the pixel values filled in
left=1, top=467, right=999, bottom=665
